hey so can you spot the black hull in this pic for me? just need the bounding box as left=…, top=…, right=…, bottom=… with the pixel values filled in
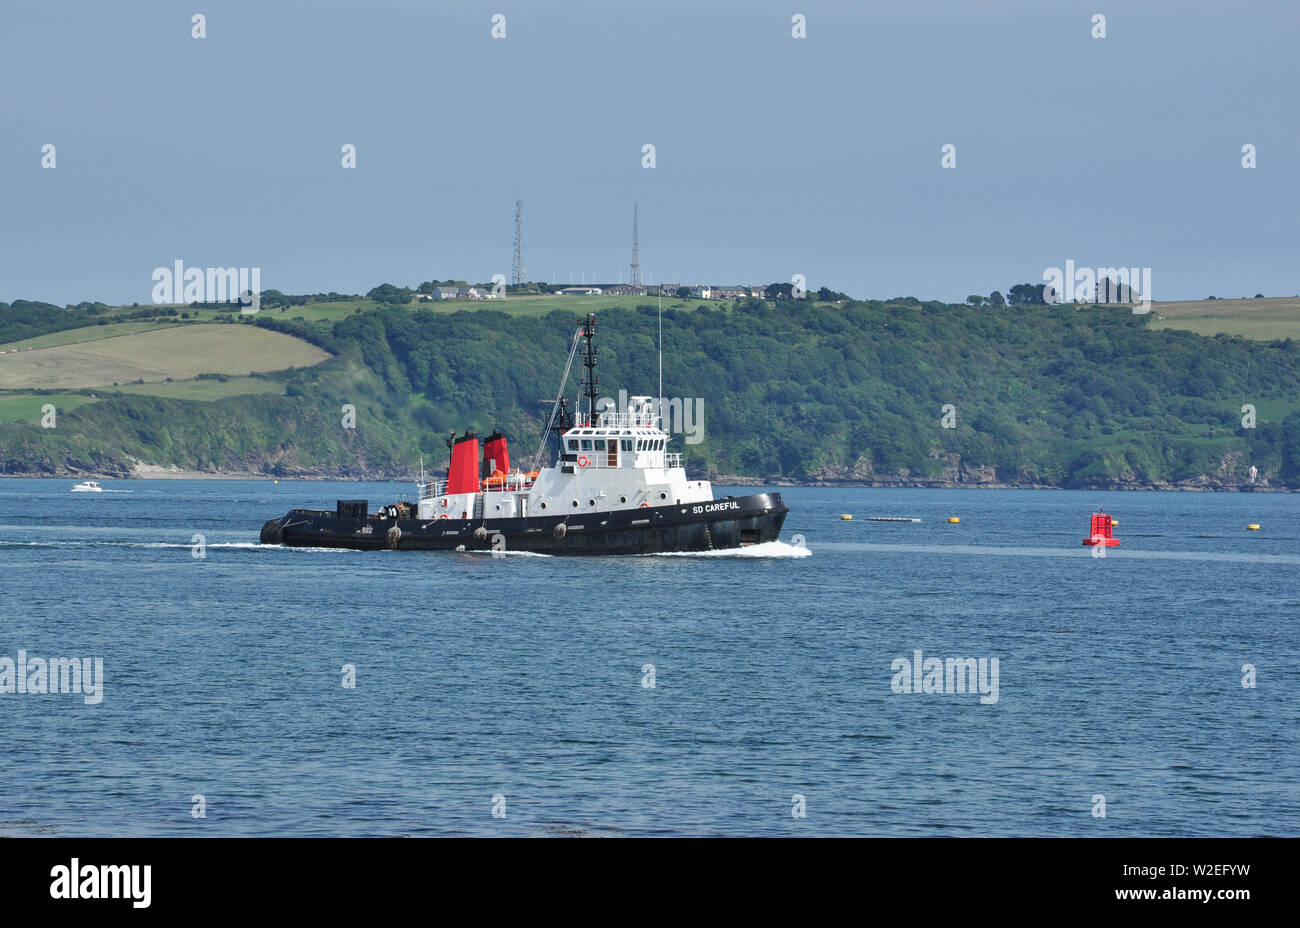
left=261, top=493, right=787, bottom=555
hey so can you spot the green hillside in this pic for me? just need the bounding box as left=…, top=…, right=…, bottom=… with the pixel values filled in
left=1, top=297, right=1298, bottom=487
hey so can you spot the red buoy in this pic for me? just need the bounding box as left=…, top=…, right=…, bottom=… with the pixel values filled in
left=1082, top=511, right=1120, bottom=547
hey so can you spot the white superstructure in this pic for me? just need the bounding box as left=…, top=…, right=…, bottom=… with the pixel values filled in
left=415, top=395, right=712, bottom=521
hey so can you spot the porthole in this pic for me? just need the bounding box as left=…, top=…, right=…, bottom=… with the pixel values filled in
left=572, top=500, right=579, bottom=507
left=540, top=502, right=547, bottom=510
left=660, top=492, right=667, bottom=500
left=588, top=498, right=595, bottom=506
left=619, top=495, right=627, bottom=503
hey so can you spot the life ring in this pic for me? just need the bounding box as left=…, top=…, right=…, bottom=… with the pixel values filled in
left=639, top=502, right=649, bottom=509
left=578, top=456, right=590, bottom=467
left=438, top=514, right=449, bottom=520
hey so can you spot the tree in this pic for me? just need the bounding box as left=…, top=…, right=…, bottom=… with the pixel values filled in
left=966, top=295, right=985, bottom=307
left=1007, top=283, right=1047, bottom=305
left=675, top=287, right=691, bottom=299
left=988, top=291, right=1005, bottom=307
left=1282, top=411, right=1300, bottom=482
left=261, top=289, right=289, bottom=309
left=366, top=283, right=412, bottom=304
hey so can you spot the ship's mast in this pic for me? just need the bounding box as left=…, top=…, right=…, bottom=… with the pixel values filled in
left=579, top=314, right=599, bottom=426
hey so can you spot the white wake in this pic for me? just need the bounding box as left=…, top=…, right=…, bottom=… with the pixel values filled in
left=644, top=540, right=811, bottom=558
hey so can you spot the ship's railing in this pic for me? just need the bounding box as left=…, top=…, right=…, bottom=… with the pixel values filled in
left=481, top=472, right=537, bottom=492
left=593, top=411, right=662, bottom=429
left=418, top=473, right=536, bottom=499
left=561, top=450, right=681, bottom=469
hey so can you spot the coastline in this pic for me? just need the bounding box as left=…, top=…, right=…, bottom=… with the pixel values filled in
left=0, top=465, right=1283, bottom=491
left=710, top=475, right=1282, bottom=491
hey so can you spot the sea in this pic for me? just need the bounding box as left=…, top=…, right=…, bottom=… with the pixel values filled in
left=1, top=478, right=1296, bottom=836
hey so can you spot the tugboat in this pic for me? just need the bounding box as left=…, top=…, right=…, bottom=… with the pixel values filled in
left=260, top=314, right=788, bottom=554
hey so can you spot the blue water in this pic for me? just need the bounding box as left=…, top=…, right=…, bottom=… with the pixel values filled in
left=0, top=478, right=1297, bottom=836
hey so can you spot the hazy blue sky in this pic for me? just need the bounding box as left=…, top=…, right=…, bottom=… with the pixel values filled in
left=2, top=0, right=1296, bottom=305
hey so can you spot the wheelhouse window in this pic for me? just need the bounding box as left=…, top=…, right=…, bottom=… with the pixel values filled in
left=581, top=440, right=592, bottom=451
left=595, top=439, right=606, bottom=450
left=567, top=440, right=577, bottom=451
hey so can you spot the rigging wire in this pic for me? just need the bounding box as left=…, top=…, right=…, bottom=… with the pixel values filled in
left=530, top=325, right=583, bottom=471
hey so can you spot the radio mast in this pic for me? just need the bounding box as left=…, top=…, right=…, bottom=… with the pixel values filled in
left=512, top=199, right=525, bottom=286
left=629, top=202, right=641, bottom=286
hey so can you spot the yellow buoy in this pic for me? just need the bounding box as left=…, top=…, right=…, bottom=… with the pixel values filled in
left=947, top=517, right=960, bottom=523
left=1247, top=524, right=1260, bottom=531
left=840, top=514, right=853, bottom=520
left=1110, top=519, right=1118, bottom=527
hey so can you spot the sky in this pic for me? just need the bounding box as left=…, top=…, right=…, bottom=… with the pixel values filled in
left=1, top=0, right=1297, bottom=306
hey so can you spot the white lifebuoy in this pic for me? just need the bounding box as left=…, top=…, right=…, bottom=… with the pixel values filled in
left=578, top=456, right=590, bottom=467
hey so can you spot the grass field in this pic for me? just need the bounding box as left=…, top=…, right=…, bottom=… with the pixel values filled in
left=96, top=375, right=287, bottom=400
left=1148, top=297, right=1300, bottom=340
left=162, top=294, right=733, bottom=320
left=418, top=294, right=735, bottom=316
left=0, top=321, right=175, bottom=351
left=0, top=325, right=331, bottom=390
left=177, top=302, right=374, bottom=323
left=0, top=393, right=98, bottom=422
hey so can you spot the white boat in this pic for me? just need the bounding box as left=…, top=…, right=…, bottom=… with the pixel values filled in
left=71, top=481, right=103, bottom=492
